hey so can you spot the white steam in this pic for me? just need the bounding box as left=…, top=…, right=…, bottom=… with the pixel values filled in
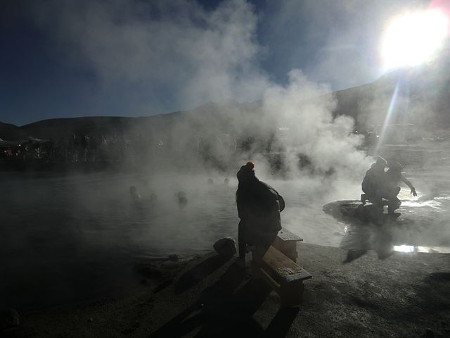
left=26, top=1, right=400, bottom=193
left=261, top=70, right=368, bottom=179
left=32, top=0, right=270, bottom=114
left=29, top=0, right=378, bottom=201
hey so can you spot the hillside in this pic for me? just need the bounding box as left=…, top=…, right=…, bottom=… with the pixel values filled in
left=1, top=60, right=449, bottom=142
left=0, top=122, right=28, bottom=141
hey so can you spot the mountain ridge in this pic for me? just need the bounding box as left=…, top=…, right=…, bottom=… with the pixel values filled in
left=1, top=65, right=449, bottom=141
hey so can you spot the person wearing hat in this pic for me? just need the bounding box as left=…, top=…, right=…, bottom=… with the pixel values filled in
left=236, top=162, right=285, bottom=264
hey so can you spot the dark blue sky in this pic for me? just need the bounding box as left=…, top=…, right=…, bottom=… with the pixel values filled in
left=0, top=0, right=429, bottom=126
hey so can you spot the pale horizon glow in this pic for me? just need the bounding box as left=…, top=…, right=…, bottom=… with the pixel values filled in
left=380, top=9, right=449, bottom=71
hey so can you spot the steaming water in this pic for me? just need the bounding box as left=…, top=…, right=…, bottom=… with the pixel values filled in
left=1, top=155, right=450, bottom=310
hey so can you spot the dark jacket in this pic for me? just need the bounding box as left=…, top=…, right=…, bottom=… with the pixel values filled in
left=236, top=177, right=284, bottom=234
left=362, top=164, right=385, bottom=196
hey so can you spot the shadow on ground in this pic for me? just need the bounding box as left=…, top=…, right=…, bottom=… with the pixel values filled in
left=174, top=254, right=230, bottom=294
left=152, top=256, right=299, bottom=337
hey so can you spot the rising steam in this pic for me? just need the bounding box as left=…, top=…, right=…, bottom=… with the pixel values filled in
left=28, top=0, right=377, bottom=192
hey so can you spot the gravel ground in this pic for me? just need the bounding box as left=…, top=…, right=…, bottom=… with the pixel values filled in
left=2, top=242, right=449, bottom=338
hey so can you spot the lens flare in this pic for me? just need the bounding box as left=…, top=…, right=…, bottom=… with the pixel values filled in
left=374, top=81, right=400, bottom=155
left=380, top=9, right=449, bottom=71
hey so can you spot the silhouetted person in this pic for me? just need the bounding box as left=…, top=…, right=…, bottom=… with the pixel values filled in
left=381, top=161, right=417, bottom=214
left=129, top=185, right=141, bottom=202
left=176, top=191, right=188, bottom=208
left=236, top=162, right=285, bottom=265
left=361, top=156, right=387, bottom=208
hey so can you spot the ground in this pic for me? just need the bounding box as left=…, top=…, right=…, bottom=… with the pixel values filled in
left=2, top=243, right=450, bottom=338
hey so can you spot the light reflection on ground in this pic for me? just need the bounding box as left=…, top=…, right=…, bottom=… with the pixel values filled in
left=393, top=245, right=450, bottom=253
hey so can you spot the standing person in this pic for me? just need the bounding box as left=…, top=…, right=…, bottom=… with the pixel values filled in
left=381, top=161, right=417, bottom=214
left=236, top=162, right=285, bottom=264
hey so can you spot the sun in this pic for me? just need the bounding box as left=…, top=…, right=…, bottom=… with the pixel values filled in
left=380, top=9, right=449, bottom=71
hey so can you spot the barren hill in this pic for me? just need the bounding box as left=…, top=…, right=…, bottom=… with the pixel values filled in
left=1, top=61, right=449, bottom=142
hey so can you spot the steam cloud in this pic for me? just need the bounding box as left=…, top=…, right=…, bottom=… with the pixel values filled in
left=31, top=0, right=439, bottom=179
left=26, top=2, right=383, bottom=221
left=31, top=0, right=447, bottom=190
left=32, top=0, right=270, bottom=115
left=31, top=0, right=448, bottom=200
left=31, top=0, right=425, bottom=109
left=29, top=0, right=382, bottom=245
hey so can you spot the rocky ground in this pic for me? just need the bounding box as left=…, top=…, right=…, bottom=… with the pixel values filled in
left=1, top=243, right=449, bottom=338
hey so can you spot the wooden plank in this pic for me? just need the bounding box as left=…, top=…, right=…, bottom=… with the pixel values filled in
left=277, top=228, right=303, bottom=242
left=272, top=237, right=298, bottom=262
left=259, top=267, right=281, bottom=288
left=262, top=246, right=312, bottom=283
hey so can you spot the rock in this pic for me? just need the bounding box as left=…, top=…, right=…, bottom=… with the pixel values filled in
left=134, top=263, right=163, bottom=279
left=168, top=254, right=179, bottom=262
left=0, top=309, right=20, bottom=329
left=213, top=237, right=236, bottom=258
left=425, top=328, right=435, bottom=338
left=153, top=279, right=172, bottom=293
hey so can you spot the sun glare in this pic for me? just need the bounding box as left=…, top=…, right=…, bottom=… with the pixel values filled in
left=381, top=9, right=449, bottom=71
